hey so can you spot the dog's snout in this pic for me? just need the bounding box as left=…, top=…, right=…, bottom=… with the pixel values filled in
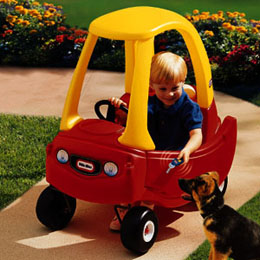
left=178, top=179, right=190, bottom=193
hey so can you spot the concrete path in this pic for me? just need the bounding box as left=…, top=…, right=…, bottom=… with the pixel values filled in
left=0, top=67, right=260, bottom=260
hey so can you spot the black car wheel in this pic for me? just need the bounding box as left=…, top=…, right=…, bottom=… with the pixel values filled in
left=36, top=186, right=76, bottom=231
left=120, top=206, right=158, bottom=254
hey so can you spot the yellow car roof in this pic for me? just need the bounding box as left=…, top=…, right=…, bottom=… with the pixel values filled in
left=90, top=6, right=189, bottom=40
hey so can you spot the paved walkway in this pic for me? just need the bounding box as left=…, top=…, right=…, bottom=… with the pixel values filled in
left=0, top=67, right=260, bottom=260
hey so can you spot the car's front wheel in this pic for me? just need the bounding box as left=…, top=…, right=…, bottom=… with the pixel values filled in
left=36, top=186, right=76, bottom=231
left=120, top=206, right=158, bottom=254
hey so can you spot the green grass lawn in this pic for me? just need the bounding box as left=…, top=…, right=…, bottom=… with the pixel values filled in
left=0, top=114, right=60, bottom=210
left=39, top=0, right=260, bottom=29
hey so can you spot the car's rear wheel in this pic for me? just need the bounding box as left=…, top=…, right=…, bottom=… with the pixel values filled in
left=36, top=186, right=76, bottom=231
left=120, top=206, right=158, bottom=254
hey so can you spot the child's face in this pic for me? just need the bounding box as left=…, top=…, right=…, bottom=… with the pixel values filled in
left=151, top=81, right=184, bottom=108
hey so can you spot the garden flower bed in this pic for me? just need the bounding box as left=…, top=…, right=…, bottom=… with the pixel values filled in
left=0, top=1, right=259, bottom=90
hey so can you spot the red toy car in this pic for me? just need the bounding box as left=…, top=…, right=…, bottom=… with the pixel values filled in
left=36, top=7, right=237, bottom=254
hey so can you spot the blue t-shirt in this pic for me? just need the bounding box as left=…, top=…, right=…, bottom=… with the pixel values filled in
left=148, top=89, right=203, bottom=150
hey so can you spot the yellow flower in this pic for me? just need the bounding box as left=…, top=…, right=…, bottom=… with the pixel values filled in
left=236, top=26, right=248, bottom=33
left=6, top=14, right=17, bottom=24
left=21, top=20, right=30, bottom=26
left=240, top=18, right=247, bottom=23
left=210, top=14, right=219, bottom=21
left=252, top=28, right=259, bottom=34
left=226, top=11, right=236, bottom=18
left=204, top=30, right=214, bottom=37
left=32, top=1, right=40, bottom=5
left=44, top=11, right=53, bottom=18
left=201, top=11, right=210, bottom=16
left=192, top=15, right=199, bottom=22
left=44, top=20, right=55, bottom=26
left=48, top=8, right=56, bottom=13
left=185, top=14, right=192, bottom=21
left=15, top=18, right=23, bottom=24
left=11, top=0, right=18, bottom=4
left=199, top=14, right=207, bottom=20
left=227, top=25, right=236, bottom=31
left=57, top=5, right=62, bottom=9
left=29, top=9, right=40, bottom=17
left=20, top=8, right=28, bottom=15
left=193, top=9, right=199, bottom=15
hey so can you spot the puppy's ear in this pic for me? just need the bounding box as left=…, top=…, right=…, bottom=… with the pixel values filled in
left=208, top=171, right=219, bottom=185
left=209, top=172, right=219, bottom=185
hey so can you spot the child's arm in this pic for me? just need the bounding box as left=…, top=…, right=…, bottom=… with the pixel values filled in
left=177, top=128, right=202, bottom=163
left=109, top=97, right=128, bottom=125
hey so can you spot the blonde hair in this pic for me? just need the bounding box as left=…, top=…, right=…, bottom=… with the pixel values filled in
left=150, top=52, right=187, bottom=85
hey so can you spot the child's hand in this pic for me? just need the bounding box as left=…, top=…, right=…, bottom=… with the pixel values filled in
left=177, top=148, right=191, bottom=164
left=178, top=129, right=202, bottom=164
left=109, top=97, right=127, bottom=108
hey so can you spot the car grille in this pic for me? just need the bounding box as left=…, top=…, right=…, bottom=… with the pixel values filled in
left=70, top=155, right=101, bottom=176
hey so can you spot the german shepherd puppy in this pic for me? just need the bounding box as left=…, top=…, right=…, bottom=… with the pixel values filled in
left=179, top=172, right=260, bottom=260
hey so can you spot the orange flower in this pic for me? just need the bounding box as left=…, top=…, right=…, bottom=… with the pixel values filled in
left=252, top=28, right=259, bottom=34
left=222, top=22, right=231, bottom=28
left=29, top=29, right=37, bottom=34
left=192, top=15, right=199, bottom=22
left=236, top=26, right=248, bottom=33
left=218, top=11, right=224, bottom=17
left=193, top=9, right=199, bottom=15
left=20, top=8, right=28, bottom=15
left=15, top=5, right=24, bottom=12
left=204, top=30, right=214, bottom=37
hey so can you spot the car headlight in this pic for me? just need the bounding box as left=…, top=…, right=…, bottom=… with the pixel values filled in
left=57, top=149, right=69, bottom=164
left=104, top=162, right=118, bottom=177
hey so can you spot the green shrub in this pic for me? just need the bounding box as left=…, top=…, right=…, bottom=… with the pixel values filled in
left=0, top=0, right=66, bottom=65
left=1, top=4, right=259, bottom=89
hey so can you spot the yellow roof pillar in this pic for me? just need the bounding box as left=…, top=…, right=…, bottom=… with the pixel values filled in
left=118, top=38, right=155, bottom=150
